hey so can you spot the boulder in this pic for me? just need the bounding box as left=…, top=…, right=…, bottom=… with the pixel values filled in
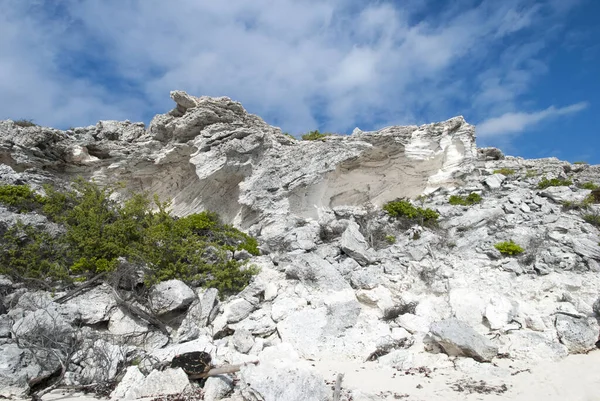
left=66, top=284, right=116, bottom=324
left=239, top=344, right=328, bottom=401
left=203, top=376, right=234, bottom=401
left=148, top=279, right=196, bottom=315
left=232, top=328, right=255, bottom=354
left=484, top=174, right=504, bottom=189
left=340, top=221, right=374, bottom=265
left=225, top=298, right=255, bottom=323
left=0, top=343, right=58, bottom=398
left=554, top=314, right=599, bottom=354
left=429, top=318, right=498, bottom=362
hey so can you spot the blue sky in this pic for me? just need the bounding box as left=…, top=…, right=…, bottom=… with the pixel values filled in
left=1, top=0, right=598, bottom=163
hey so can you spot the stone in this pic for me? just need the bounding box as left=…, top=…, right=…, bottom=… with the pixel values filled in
left=138, top=368, right=190, bottom=398
left=0, top=343, right=58, bottom=398
left=148, top=279, right=196, bottom=315
left=110, top=366, right=145, bottom=400
left=484, top=174, right=504, bottom=189
left=554, top=314, right=599, bottom=354
left=66, top=284, right=116, bottom=324
left=232, top=328, right=254, bottom=354
left=225, top=298, right=255, bottom=323
left=340, top=221, right=375, bottom=265
left=170, top=90, right=198, bottom=109
left=271, top=296, right=308, bottom=322
left=240, top=344, right=328, bottom=401
left=429, top=318, right=498, bottom=362
left=203, top=376, right=234, bottom=401
left=484, top=297, right=518, bottom=330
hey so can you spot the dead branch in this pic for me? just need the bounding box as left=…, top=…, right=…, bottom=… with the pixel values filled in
left=187, top=361, right=259, bottom=380
left=54, top=272, right=107, bottom=304
left=333, top=373, right=344, bottom=401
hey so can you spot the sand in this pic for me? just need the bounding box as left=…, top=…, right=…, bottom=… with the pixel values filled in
left=39, top=350, right=600, bottom=401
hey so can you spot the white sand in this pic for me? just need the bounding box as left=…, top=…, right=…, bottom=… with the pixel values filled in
left=313, top=350, right=600, bottom=401
left=38, top=351, right=600, bottom=401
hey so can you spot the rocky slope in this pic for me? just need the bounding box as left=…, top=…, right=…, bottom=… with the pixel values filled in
left=0, top=91, right=599, bottom=401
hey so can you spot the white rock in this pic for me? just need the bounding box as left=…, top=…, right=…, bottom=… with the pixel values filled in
left=429, top=318, right=498, bottom=362
left=225, top=298, right=255, bottom=323
left=203, top=376, right=234, bottom=401
left=110, top=366, right=145, bottom=400
left=554, top=314, right=599, bottom=354
left=148, top=279, right=196, bottom=315
left=340, top=221, right=375, bottom=266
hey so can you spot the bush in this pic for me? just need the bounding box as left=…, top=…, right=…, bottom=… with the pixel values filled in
left=579, top=182, right=599, bottom=190
left=13, top=119, right=38, bottom=127
left=494, top=240, right=525, bottom=256
left=0, top=184, right=46, bottom=212
left=383, top=199, right=439, bottom=226
left=0, top=180, right=259, bottom=295
left=385, top=235, right=396, bottom=244
left=573, top=161, right=588, bottom=165
left=582, top=212, right=600, bottom=228
left=493, top=168, right=515, bottom=176
left=537, top=177, right=572, bottom=189
left=448, top=193, right=482, bottom=206
left=301, top=130, right=330, bottom=141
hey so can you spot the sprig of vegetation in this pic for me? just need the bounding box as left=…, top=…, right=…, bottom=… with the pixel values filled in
left=494, top=240, right=525, bottom=256
left=383, top=199, right=439, bottom=226
left=573, top=161, right=588, bottom=165
left=493, top=168, right=515, bottom=176
left=537, top=177, right=573, bottom=189
left=385, top=235, right=396, bottom=244
left=448, top=193, right=482, bottom=206
left=301, top=130, right=330, bottom=141
left=13, top=119, right=38, bottom=127
left=0, top=180, right=259, bottom=295
left=578, top=182, right=599, bottom=190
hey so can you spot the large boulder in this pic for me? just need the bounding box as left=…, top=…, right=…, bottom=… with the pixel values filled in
left=340, top=221, right=375, bottom=266
left=429, top=318, right=498, bottom=362
left=0, top=343, right=59, bottom=398
left=554, top=314, right=600, bottom=354
left=148, top=279, right=196, bottom=315
left=239, top=344, right=328, bottom=401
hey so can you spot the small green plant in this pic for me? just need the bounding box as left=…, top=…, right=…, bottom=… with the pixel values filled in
left=383, top=199, right=439, bottom=226
left=525, top=170, right=538, bottom=178
left=494, top=240, right=525, bottom=256
left=0, top=184, right=46, bottom=212
left=493, top=168, right=515, bottom=176
left=282, top=132, right=296, bottom=139
left=448, top=192, right=482, bottom=206
left=13, top=119, right=38, bottom=127
left=579, top=182, right=599, bottom=190
left=301, top=130, right=330, bottom=141
left=537, top=177, right=573, bottom=189
left=573, top=161, right=588, bottom=165
left=582, top=212, right=600, bottom=228
left=385, top=235, right=396, bottom=244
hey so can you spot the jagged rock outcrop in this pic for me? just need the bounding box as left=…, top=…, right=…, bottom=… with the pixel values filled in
left=1, top=91, right=599, bottom=401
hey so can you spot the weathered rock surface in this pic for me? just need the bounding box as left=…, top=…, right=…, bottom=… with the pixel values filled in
left=429, top=318, right=499, bottom=362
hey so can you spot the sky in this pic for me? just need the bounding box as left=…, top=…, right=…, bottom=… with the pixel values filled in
left=1, top=0, right=599, bottom=163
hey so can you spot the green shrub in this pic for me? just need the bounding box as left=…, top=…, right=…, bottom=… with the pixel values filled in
left=301, top=130, right=330, bottom=141
left=448, top=193, right=482, bottom=206
left=579, top=182, right=599, bottom=190
left=573, top=161, right=588, bottom=165
left=537, top=177, right=572, bottom=189
left=0, top=180, right=259, bottom=295
left=494, top=240, right=525, bottom=256
left=493, top=168, right=515, bottom=176
left=525, top=170, right=538, bottom=178
left=383, top=199, right=439, bottom=225
left=582, top=212, right=600, bottom=228
left=0, top=184, right=46, bottom=212
left=13, top=119, right=38, bottom=127
left=385, top=235, right=396, bottom=244
left=282, top=132, right=296, bottom=140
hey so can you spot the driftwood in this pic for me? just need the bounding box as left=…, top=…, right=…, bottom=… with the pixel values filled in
left=187, top=361, right=259, bottom=380
left=54, top=272, right=107, bottom=304
left=109, top=286, right=171, bottom=342
left=333, top=373, right=344, bottom=401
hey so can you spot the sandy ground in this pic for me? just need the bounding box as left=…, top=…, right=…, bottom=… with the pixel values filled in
left=313, top=350, right=600, bottom=401
left=39, top=350, right=600, bottom=401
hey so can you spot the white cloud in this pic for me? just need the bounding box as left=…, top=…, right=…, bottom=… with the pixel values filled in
left=0, top=0, right=588, bottom=138
left=477, top=102, right=589, bottom=137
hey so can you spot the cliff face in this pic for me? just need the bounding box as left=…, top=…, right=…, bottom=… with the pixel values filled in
left=0, top=91, right=476, bottom=235
left=1, top=92, right=599, bottom=401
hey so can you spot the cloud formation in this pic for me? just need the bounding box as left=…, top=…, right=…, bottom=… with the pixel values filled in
left=0, top=0, right=588, bottom=141
left=477, top=102, right=589, bottom=138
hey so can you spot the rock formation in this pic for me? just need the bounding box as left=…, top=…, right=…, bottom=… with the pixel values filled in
left=0, top=91, right=599, bottom=400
